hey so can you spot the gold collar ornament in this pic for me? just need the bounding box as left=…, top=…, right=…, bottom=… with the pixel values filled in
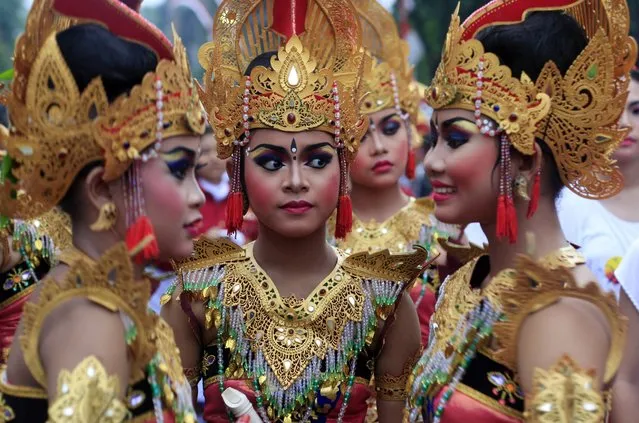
left=197, top=0, right=369, bottom=239
left=425, top=0, right=637, bottom=244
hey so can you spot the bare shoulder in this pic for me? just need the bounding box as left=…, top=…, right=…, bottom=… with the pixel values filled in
left=40, top=297, right=129, bottom=399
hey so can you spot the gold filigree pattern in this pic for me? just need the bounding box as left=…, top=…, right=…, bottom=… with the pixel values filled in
left=375, top=346, right=421, bottom=401
left=352, top=0, right=419, bottom=120
left=491, top=252, right=624, bottom=384
left=437, top=239, right=486, bottom=265
left=20, top=243, right=155, bottom=387
left=429, top=247, right=586, bottom=373
left=172, top=237, right=427, bottom=417
left=0, top=5, right=204, bottom=219
left=524, top=355, right=605, bottom=422
left=47, top=356, right=128, bottom=423
left=197, top=0, right=369, bottom=161
left=331, top=197, right=435, bottom=254
left=424, top=4, right=551, bottom=155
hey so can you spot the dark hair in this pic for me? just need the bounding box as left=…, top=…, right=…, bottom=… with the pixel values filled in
left=631, top=68, right=639, bottom=82
left=0, top=104, right=8, bottom=128
left=476, top=11, right=588, bottom=199
left=56, top=24, right=158, bottom=216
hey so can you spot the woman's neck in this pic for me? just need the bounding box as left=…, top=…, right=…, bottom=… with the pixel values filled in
left=481, top=195, right=567, bottom=282
left=71, top=219, right=146, bottom=279
left=252, top=223, right=336, bottom=298
left=350, top=181, right=409, bottom=222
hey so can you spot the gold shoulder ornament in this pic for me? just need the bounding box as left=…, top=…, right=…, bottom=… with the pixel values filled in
left=525, top=355, right=605, bottom=423
left=47, top=355, right=128, bottom=423
left=20, top=243, right=155, bottom=387
left=492, top=250, right=626, bottom=385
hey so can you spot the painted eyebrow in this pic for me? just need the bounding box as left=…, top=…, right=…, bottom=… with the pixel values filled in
left=159, top=146, right=197, bottom=159
left=441, top=117, right=476, bottom=128
left=378, top=112, right=402, bottom=124
left=301, top=142, right=334, bottom=153
left=249, top=144, right=288, bottom=155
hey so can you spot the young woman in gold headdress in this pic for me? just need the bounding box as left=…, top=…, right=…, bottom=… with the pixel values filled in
left=407, top=0, right=636, bottom=421
left=329, top=0, right=462, bottom=347
left=0, top=0, right=208, bottom=421
left=161, top=0, right=425, bottom=421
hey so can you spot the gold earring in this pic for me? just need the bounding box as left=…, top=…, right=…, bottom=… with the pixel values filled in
left=514, top=175, right=530, bottom=201
left=90, top=202, right=117, bottom=232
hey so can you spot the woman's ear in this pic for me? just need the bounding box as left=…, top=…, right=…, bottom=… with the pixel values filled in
left=83, top=166, right=113, bottom=219
left=514, top=142, right=543, bottom=181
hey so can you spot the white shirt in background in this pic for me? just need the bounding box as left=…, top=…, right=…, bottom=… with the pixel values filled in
left=616, top=238, right=639, bottom=311
left=558, top=188, right=639, bottom=296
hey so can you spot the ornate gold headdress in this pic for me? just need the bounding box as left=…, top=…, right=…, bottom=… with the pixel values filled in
left=197, top=0, right=368, bottom=238
left=352, top=0, right=421, bottom=178
left=0, top=0, right=205, bottom=262
left=426, top=0, right=637, bottom=243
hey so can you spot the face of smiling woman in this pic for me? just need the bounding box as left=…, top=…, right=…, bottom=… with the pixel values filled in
left=243, top=129, right=340, bottom=239
left=424, top=108, right=501, bottom=226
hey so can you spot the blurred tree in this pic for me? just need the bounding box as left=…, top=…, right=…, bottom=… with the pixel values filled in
left=409, top=0, right=639, bottom=83
left=0, top=0, right=25, bottom=71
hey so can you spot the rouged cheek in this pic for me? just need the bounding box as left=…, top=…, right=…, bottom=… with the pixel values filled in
left=447, top=145, right=498, bottom=192
left=350, top=153, right=372, bottom=183
left=141, top=164, right=187, bottom=227
left=244, top=164, right=278, bottom=211
left=317, top=171, right=340, bottom=208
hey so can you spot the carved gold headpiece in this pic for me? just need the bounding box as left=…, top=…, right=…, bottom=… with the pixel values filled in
left=352, top=0, right=420, bottom=121
left=427, top=0, right=637, bottom=199
left=425, top=4, right=551, bottom=156
left=197, top=0, right=369, bottom=162
left=0, top=0, right=205, bottom=220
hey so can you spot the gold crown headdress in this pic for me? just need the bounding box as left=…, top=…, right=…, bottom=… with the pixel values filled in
left=198, top=0, right=368, bottom=238
left=352, top=0, right=421, bottom=178
left=0, top=0, right=205, bottom=262
left=426, top=0, right=637, bottom=243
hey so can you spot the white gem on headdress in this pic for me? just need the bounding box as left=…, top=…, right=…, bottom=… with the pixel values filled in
left=287, top=66, right=300, bottom=87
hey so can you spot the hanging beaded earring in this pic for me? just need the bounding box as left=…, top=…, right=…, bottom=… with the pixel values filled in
left=226, top=76, right=252, bottom=236
left=390, top=72, right=415, bottom=179
left=474, top=56, right=517, bottom=243
left=124, top=76, right=164, bottom=263
left=496, top=134, right=517, bottom=243
left=333, top=81, right=353, bottom=239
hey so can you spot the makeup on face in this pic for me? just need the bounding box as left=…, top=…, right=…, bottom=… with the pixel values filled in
left=248, top=142, right=336, bottom=171
left=366, top=112, right=404, bottom=140
left=160, top=147, right=197, bottom=180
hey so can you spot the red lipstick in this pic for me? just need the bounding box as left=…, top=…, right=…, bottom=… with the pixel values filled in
left=184, top=219, right=204, bottom=238
left=431, top=180, right=457, bottom=203
left=372, top=160, right=393, bottom=174
left=280, top=200, right=313, bottom=215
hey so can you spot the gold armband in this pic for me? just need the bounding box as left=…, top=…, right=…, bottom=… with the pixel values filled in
left=48, top=356, right=128, bottom=422
left=375, top=347, right=422, bottom=401
left=524, top=355, right=605, bottom=423
left=184, top=366, right=201, bottom=388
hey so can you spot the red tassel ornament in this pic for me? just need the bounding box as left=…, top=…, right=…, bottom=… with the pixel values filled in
left=527, top=169, right=541, bottom=219
left=405, top=149, right=416, bottom=179
left=505, top=197, right=518, bottom=243
left=225, top=191, right=244, bottom=236
left=126, top=215, right=159, bottom=264
left=496, top=194, right=507, bottom=240
left=335, top=195, right=353, bottom=239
